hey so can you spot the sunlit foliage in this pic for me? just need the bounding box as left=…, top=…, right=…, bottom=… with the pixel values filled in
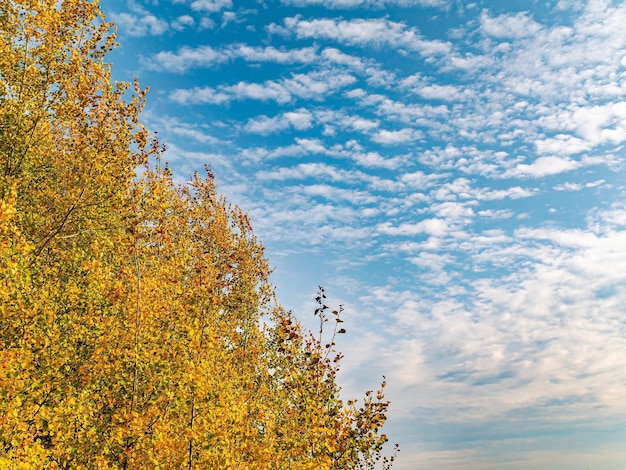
left=0, top=0, right=395, bottom=468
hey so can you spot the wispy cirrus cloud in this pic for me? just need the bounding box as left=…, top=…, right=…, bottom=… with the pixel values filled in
left=315, top=109, right=380, bottom=135
left=350, top=218, right=626, bottom=430
left=271, top=17, right=452, bottom=57
left=371, top=128, right=422, bottom=144
left=232, top=44, right=318, bottom=64
left=111, top=10, right=169, bottom=36
left=244, top=109, right=314, bottom=135
left=346, top=90, right=450, bottom=124
left=400, top=74, right=470, bottom=101
left=256, top=162, right=352, bottom=182
left=171, top=14, right=195, bottom=31
left=377, top=218, right=450, bottom=237
left=480, top=11, right=543, bottom=39
left=351, top=151, right=407, bottom=169
left=170, top=70, right=356, bottom=104
left=240, top=139, right=325, bottom=162
left=301, top=184, right=379, bottom=205
left=280, top=0, right=449, bottom=8
left=189, top=0, right=232, bottom=13
left=553, top=179, right=605, bottom=192
left=503, top=155, right=602, bottom=178
left=145, top=44, right=319, bottom=73
left=146, top=45, right=228, bottom=73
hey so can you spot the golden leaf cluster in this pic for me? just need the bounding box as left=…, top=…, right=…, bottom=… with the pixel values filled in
left=0, top=0, right=396, bottom=468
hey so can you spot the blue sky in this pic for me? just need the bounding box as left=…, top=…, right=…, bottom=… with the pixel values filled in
left=105, top=0, right=626, bottom=468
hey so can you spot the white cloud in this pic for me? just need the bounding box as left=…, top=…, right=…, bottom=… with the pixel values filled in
left=431, top=201, right=474, bottom=220
left=505, top=156, right=583, bottom=178
left=220, top=11, right=237, bottom=27
left=229, top=44, right=318, bottom=64
left=281, top=70, right=357, bottom=101
left=279, top=17, right=452, bottom=57
left=400, top=75, right=467, bottom=101
left=281, top=0, right=449, bottom=7
left=350, top=225, right=626, bottom=439
left=301, top=184, right=379, bottom=205
left=256, top=162, right=353, bottom=182
left=373, top=97, right=450, bottom=124
left=351, top=151, right=406, bottom=169
left=553, top=179, right=605, bottom=191
left=482, top=186, right=536, bottom=200
left=478, top=209, right=514, bottom=219
left=515, top=226, right=600, bottom=248
left=190, top=0, right=232, bottom=12
left=146, top=46, right=228, bottom=73
left=146, top=44, right=318, bottom=73
left=409, top=251, right=454, bottom=270
left=159, top=143, right=232, bottom=174
left=293, top=138, right=327, bottom=154
left=480, top=11, right=542, bottom=39
left=199, top=17, right=216, bottom=30
left=241, top=139, right=328, bottom=161
left=590, top=203, right=626, bottom=230
left=314, top=109, right=380, bottom=133
left=417, top=84, right=465, bottom=101
left=170, top=70, right=356, bottom=104
left=244, top=109, right=314, bottom=134
left=371, top=128, right=422, bottom=144
left=443, top=52, right=493, bottom=71
left=534, top=134, right=593, bottom=156
left=169, top=87, right=230, bottom=105
left=111, top=11, right=169, bottom=37
left=171, top=15, right=195, bottom=31
left=549, top=103, right=626, bottom=146
left=377, top=218, right=449, bottom=236
left=424, top=178, right=537, bottom=204
left=400, top=170, right=446, bottom=188
left=346, top=117, right=380, bottom=132
left=143, top=114, right=225, bottom=145
left=321, top=47, right=368, bottom=71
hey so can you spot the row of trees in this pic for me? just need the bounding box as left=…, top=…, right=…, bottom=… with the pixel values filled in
left=0, top=0, right=395, bottom=467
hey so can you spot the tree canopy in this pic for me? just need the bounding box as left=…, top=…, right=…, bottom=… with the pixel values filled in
left=0, top=0, right=395, bottom=468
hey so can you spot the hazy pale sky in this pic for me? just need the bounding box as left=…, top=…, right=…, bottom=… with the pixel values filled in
left=106, top=0, right=626, bottom=468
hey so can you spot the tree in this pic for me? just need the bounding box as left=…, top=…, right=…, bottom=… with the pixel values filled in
left=0, top=0, right=396, bottom=468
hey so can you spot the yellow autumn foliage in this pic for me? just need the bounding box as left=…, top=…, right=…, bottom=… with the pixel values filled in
left=0, top=0, right=396, bottom=468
